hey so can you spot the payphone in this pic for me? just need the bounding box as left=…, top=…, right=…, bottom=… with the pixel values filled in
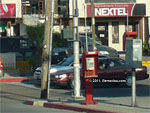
left=82, top=51, right=99, bottom=78
left=123, top=32, right=138, bottom=50
left=126, top=39, right=142, bottom=68
left=81, top=51, right=99, bottom=105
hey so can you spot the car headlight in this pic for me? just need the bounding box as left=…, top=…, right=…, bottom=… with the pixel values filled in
left=50, top=68, right=57, bottom=73
left=55, top=74, right=67, bottom=79
left=135, top=68, right=143, bottom=71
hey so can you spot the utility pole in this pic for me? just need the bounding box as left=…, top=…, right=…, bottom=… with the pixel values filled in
left=40, top=0, right=53, bottom=99
left=73, top=0, right=81, bottom=98
left=91, top=0, right=96, bottom=51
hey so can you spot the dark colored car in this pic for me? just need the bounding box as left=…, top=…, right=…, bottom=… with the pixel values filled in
left=50, top=57, right=149, bottom=88
left=79, top=35, right=119, bottom=57
left=0, top=59, right=4, bottom=77
left=51, top=51, right=68, bottom=64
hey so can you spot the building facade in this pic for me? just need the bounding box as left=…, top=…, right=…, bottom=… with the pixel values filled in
left=0, top=0, right=22, bottom=37
left=1, top=0, right=149, bottom=52
left=67, top=0, right=149, bottom=52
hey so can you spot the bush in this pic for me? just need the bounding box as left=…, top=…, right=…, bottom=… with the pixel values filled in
left=143, top=41, right=150, bottom=53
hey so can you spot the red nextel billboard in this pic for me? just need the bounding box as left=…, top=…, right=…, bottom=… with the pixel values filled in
left=0, top=4, right=16, bottom=18
left=87, top=4, right=145, bottom=17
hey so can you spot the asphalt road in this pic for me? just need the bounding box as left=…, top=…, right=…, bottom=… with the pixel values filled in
left=0, top=83, right=80, bottom=113
left=0, top=77, right=150, bottom=113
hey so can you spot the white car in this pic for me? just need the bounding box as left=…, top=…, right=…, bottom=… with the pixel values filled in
left=33, top=56, right=74, bottom=80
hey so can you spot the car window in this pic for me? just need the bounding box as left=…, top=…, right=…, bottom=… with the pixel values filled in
left=99, top=60, right=108, bottom=70
left=58, top=56, right=82, bottom=66
left=109, top=61, right=115, bottom=67
left=108, top=59, right=125, bottom=69
left=59, top=56, right=74, bottom=66
left=118, top=59, right=126, bottom=65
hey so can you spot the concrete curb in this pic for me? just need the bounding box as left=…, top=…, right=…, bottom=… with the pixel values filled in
left=26, top=100, right=116, bottom=113
left=0, top=77, right=29, bottom=83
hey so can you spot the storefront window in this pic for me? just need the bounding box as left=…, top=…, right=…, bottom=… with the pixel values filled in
left=112, top=22, right=119, bottom=43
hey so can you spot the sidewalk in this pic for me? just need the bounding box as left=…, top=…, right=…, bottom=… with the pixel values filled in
left=26, top=91, right=150, bottom=113
left=0, top=69, right=30, bottom=83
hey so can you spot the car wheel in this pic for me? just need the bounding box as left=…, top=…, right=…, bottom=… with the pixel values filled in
left=126, top=75, right=132, bottom=87
left=69, top=78, right=84, bottom=89
left=69, top=78, right=74, bottom=89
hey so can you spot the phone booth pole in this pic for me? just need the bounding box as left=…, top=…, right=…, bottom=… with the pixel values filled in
left=131, top=68, right=136, bottom=107
left=126, top=36, right=142, bottom=107
left=81, top=51, right=99, bottom=105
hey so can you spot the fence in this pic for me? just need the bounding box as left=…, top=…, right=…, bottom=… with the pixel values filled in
left=0, top=53, right=16, bottom=69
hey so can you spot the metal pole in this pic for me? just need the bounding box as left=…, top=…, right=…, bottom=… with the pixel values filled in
left=47, top=0, right=54, bottom=100
left=91, top=0, right=96, bottom=51
left=131, top=68, right=136, bottom=107
left=84, top=4, right=88, bottom=52
left=126, top=7, right=129, bottom=32
left=73, top=0, right=81, bottom=98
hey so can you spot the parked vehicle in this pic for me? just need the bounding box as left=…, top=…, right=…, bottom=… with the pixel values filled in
left=51, top=50, right=68, bottom=64
left=0, top=59, right=4, bottom=77
left=33, top=54, right=108, bottom=80
left=33, top=55, right=75, bottom=80
left=50, top=57, right=149, bottom=88
left=79, top=35, right=119, bottom=57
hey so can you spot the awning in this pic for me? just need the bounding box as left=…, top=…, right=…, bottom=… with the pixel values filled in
left=87, top=4, right=146, bottom=18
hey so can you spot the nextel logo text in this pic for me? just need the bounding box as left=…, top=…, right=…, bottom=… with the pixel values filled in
left=95, top=8, right=128, bottom=16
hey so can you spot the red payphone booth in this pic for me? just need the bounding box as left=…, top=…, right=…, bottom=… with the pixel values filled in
left=81, top=51, right=99, bottom=105
left=123, top=32, right=138, bottom=51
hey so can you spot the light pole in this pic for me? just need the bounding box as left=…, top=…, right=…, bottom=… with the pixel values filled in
left=72, top=0, right=81, bottom=99
left=91, top=0, right=96, bottom=51
left=83, top=3, right=88, bottom=52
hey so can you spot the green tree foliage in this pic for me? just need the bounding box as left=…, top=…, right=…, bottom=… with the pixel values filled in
left=53, top=32, right=69, bottom=48
left=26, top=24, right=44, bottom=71
left=26, top=24, right=70, bottom=71
left=26, top=24, right=44, bottom=49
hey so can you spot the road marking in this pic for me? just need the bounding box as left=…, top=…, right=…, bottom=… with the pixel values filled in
left=142, top=61, right=150, bottom=67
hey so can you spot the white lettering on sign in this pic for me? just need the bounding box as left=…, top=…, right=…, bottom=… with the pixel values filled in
left=95, top=8, right=128, bottom=16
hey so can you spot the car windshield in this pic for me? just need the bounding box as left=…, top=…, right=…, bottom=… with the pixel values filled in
left=58, top=56, right=74, bottom=66
left=80, top=35, right=92, bottom=45
left=80, top=35, right=101, bottom=45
